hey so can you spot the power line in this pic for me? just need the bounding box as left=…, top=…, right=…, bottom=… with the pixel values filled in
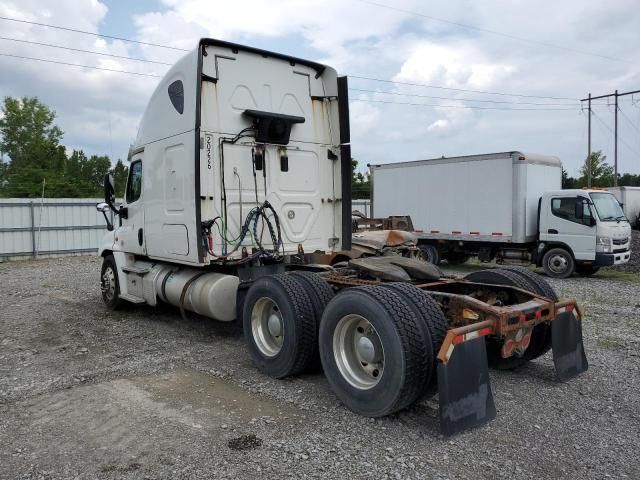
left=356, top=0, right=627, bottom=63
left=618, top=106, right=640, bottom=137
left=592, top=109, right=640, bottom=158
left=351, top=98, right=577, bottom=111
left=349, top=87, right=581, bottom=106
left=349, top=75, right=579, bottom=100
left=0, top=36, right=173, bottom=65
left=0, top=52, right=163, bottom=77
left=0, top=15, right=189, bottom=52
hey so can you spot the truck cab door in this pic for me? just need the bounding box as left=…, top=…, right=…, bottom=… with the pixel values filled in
left=540, top=195, right=595, bottom=261
left=116, top=157, right=146, bottom=256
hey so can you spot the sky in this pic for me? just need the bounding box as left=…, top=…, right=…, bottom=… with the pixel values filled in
left=0, top=0, right=639, bottom=176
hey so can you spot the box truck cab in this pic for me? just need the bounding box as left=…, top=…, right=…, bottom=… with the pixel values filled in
left=538, top=189, right=631, bottom=277
left=370, top=152, right=632, bottom=278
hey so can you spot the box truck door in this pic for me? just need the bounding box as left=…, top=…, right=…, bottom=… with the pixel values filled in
left=541, top=195, right=596, bottom=260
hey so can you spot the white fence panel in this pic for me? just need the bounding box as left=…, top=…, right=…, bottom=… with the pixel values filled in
left=0, top=198, right=117, bottom=261
left=352, top=199, right=371, bottom=218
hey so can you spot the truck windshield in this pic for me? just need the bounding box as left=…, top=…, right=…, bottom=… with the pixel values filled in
left=589, top=192, right=627, bottom=222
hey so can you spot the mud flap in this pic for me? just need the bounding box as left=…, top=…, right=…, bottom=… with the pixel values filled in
left=437, top=337, right=496, bottom=436
left=552, top=312, right=588, bottom=381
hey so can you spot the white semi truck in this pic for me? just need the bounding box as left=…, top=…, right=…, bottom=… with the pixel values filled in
left=371, top=152, right=632, bottom=278
left=96, top=39, right=588, bottom=435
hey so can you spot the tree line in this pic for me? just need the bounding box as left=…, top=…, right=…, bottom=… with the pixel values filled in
left=0, top=97, right=127, bottom=198
left=563, top=150, right=640, bottom=189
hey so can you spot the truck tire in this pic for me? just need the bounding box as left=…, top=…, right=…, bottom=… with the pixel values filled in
left=542, top=247, right=575, bottom=279
left=419, top=244, right=440, bottom=265
left=243, top=274, right=316, bottom=378
left=576, top=264, right=600, bottom=276
left=498, top=266, right=557, bottom=360
left=499, top=266, right=558, bottom=301
left=464, top=269, right=536, bottom=370
left=319, top=286, right=430, bottom=417
left=288, top=271, right=335, bottom=371
left=100, top=255, right=122, bottom=310
left=379, top=283, right=447, bottom=397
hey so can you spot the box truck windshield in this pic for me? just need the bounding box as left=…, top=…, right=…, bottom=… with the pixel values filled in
left=590, top=192, right=627, bottom=222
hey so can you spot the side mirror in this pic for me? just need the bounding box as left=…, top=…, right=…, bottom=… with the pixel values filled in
left=96, top=202, right=114, bottom=231
left=103, top=173, right=118, bottom=214
left=96, top=202, right=110, bottom=213
left=574, top=198, right=584, bottom=219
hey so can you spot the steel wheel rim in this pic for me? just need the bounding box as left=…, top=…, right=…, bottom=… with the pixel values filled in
left=251, top=297, right=284, bottom=357
left=333, top=314, right=384, bottom=390
left=101, top=266, right=116, bottom=301
left=548, top=254, right=568, bottom=274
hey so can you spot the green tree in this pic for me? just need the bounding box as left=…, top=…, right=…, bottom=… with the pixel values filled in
left=0, top=96, right=67, bottom=197
left=579, top=150, right=614, bottom=187
left=562, top=167, right=578, bottom=189
left=351, top=158, right=371, bottom=200
left=110, top=159, right=128, bottom=198
left=618, top=173, right=640, bottom=186
left=64, top=150, right=111, bottom=196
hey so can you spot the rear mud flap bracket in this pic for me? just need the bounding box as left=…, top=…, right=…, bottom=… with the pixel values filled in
left=437, top=337, right=496, bottom=436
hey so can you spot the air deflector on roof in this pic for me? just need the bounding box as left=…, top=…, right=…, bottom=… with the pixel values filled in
left=243, top=109, right=305, bottom=145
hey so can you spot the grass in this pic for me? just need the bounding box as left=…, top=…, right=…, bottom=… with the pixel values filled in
left=597, top=335, right=626, bottom=351
left=98, top=464, right=117, bottom=473
left=591, top=269, right=640, bottom=284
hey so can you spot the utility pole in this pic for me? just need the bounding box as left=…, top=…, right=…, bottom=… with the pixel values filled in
left=587, top=93, right=592, bottom=188
left=581, top=87, right=640, bottom=187
left=614, top=90, right=618, bottom=186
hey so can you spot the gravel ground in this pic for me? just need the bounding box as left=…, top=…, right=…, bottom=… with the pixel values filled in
left=1, top=257, right=639, bottom=479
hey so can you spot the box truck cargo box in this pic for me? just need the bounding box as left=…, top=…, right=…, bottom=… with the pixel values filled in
left=371, top=152, right=632, bottom=277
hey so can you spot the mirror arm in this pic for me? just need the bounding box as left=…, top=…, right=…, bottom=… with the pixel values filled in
left=100, top=210, right=114, bottom=231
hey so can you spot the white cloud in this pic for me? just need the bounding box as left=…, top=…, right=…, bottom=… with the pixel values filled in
left=394, top=42, right=517, bottom=89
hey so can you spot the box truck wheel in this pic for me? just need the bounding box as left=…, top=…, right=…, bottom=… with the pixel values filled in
left=288, top=271, right=335, bottom=371
left=419, top=244, right=440, bottom=265
left=319, top=286, right=429, bottom=417
left=542, top=247, right=575, bottom=279
left=379, top=283, right=447, bottom=397
left=243, top=274, right=316, bottom=378
left=100, top=255, right=122, bottom=310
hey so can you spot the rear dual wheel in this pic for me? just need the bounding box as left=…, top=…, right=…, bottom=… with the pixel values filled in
left=319, top=285, right=444, bottom=417
left=244, top=275, right=449, bottom=416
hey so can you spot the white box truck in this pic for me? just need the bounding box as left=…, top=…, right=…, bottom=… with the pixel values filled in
left=371, top=152, right=632, bottom=278
left=609, top=186, right=640, bottom=228
left=94, top=41, right=588, bottom=435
